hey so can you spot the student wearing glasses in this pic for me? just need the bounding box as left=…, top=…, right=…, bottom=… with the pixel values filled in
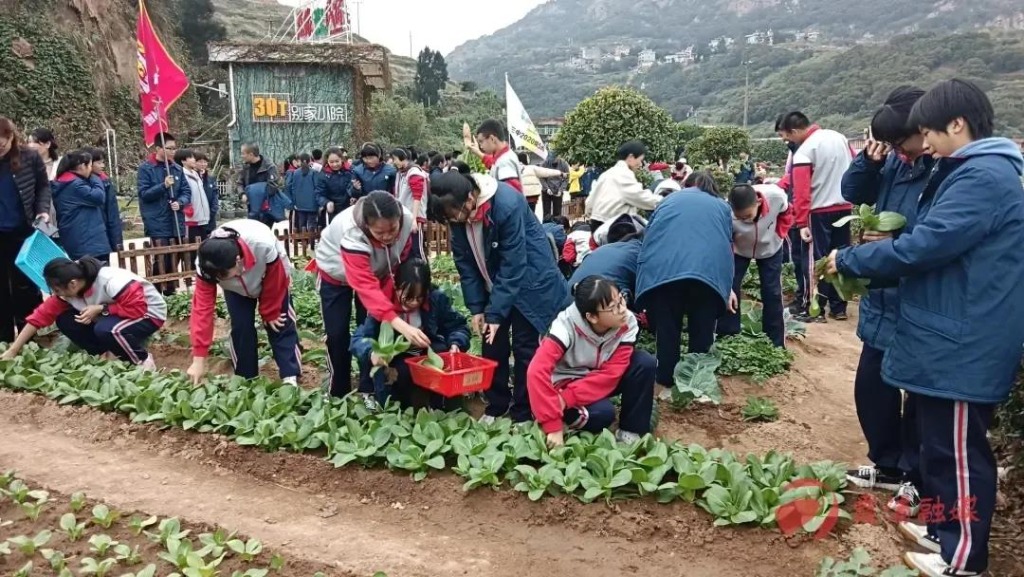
left=428, top=171, right=570, bottom=425
left=526, top=275, right=655, bottom=447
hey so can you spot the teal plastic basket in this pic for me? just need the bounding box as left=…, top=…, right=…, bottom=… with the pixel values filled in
left=16, top=230, right=68, bottom=294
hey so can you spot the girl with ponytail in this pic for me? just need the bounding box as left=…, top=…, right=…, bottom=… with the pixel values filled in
left=1, top=257, right=166, bottom=367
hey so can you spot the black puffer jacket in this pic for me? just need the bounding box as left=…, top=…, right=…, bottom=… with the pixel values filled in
left=0, top=149, right=50, bottom=226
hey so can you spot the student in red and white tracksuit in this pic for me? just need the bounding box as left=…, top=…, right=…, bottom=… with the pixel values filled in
left=2, top=257, right=165, bottom=367
left=527, top=275, right=655, bottom=447
left=391, top=148, right=430, bottom=258
left=187, top=219, right=301, bottom=385
left=312, top=191, right=428, bottom=399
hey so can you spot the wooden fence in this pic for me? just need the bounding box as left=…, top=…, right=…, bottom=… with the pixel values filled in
left=113, top=200, right=587, bottom=287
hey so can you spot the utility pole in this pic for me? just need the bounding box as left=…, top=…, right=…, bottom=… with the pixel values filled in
left=743, top=60, right=752, bottom=130
left=409, top=30, right=413, bottom=58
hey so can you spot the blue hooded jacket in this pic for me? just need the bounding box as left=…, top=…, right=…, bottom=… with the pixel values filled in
left=636, top=188, right=734, bottom=307
left=450, top=179, right=571, bottom=333
left=569, top=238, right=642, bottom=306
left=349, top=162, right=396, bottom=200
left=837, top=138, right=1024, bottom=404
left=286, top=167, right=318, bottom=212
left=350, top=289, right=471, bottom=360
left=136, top=155, right=190, bottom=239
left=541, top=221, right=567, bottom=254
left=246, top=182, right=291, bottom=223
left=315, top=165, right=352, bottom=209
left=52, top=172, right=112, bottom=261
left=841, top=151, right=934, bottom=350
left=97, top=173, right=123, bottom=251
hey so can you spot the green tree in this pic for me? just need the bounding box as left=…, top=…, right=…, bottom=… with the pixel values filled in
left=178, top=0, right=227, bottom=64
left=750, top=139, right=790, bottom=165
left=676, top=123, right=707, bottom=156
left=413, top=47, right=449, bottom=107
left=370, top=94, right=427, bottom=150
left=552, top=87, right=677, bottom=169
left=686, top=126, right=750, bottom=167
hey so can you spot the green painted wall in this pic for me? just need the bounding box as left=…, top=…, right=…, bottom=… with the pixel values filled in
left=230, top=63, right=355, bottom=165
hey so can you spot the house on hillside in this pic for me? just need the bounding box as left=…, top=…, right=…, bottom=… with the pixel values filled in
left=664, top=46, right=696, bottom=65
left=708, top=36, right=735, bottom=51
left=795, top=30, right=821, bottom=42
left=612, top=44, right=631, bottom=60
left=745, top=29, right=774, bottom=45
left=535, top=118, right=565, bottom=140
left=638, top=49, right=656, bottom=69
left=581, top=46, right=602, bottom=60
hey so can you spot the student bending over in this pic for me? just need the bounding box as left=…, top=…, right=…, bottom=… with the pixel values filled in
left=351, top=258, right=470, bottom=409
left=2, top=257, right=166, bottom=367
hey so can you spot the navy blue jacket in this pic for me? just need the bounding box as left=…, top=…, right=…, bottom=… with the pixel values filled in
left=286, top=168, right=318, bottom=212
left=200, top=171, right=220, bottom=228
left=349, top=162, right=396, bottom=200
left=52, top=172, right=112, bottom=260
left=841, top=151, right=933, bottom=351
left=542, top=221, right=567, bottom=254
left=136, top=155, right=189, bottom=238
left=450, top=179, right=571, bottom=333
left=315, top=166, right=352, bottom=209
left=98, top=173, right=123, bottom=251
left=837, top=138, right=1024, bottom=404
left=350, top=289, right=471, bottom=359
left=246, top=182, right=290, bottom=223
left=580, top=167, right=599, bottom=197
left=569, top=238, right=642, bottom=306
left=636, top=188, right=733, bottom=307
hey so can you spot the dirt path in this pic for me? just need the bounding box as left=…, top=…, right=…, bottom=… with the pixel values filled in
left=0, top=305, right=914, bottom=576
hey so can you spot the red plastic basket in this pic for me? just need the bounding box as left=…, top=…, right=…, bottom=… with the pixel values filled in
left=405, top=352, right=498, bottom=398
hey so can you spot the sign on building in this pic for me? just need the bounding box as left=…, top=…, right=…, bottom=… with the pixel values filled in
left=251, top=93, right=350, bottom=124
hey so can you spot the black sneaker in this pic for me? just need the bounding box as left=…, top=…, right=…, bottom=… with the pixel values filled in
left=845, top=465, right=903, bottom=491
left=795, top=312, right=827, bottom=324
left=829, top=311, right=849, bottom=321
left=787, top=302, right=807, bottom=315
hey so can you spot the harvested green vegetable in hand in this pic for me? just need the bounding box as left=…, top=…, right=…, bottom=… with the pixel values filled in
left=834, top=204, right=907, bottom=233
left=369, top=323, right=410, bottom=384
left=423, top=348, right=445, bottom=371
left=815, top=257, right=870, bottom=301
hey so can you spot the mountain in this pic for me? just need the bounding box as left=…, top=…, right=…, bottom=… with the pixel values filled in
left=211, top=0, right=294, bottom=41
left=447, top=0, right=1024, bottom=134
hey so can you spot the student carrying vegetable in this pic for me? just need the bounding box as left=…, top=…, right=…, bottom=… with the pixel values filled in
left=636, top=172, right=737, bottom=389
left=313, top=191, right=427, bottom=401
left=428, top=171, right=571, bottom=424
left=187, top=219, right=301, bottom=386
left=839, top=86, right=933, bottom=522
left=351, top=258, right=470, bottom=409
left=527, top=275, right=655, bottom=447
left=2, top=257, right=165, bottom=368
left=717, top=183, right=793, bottom=347
left=827, top=79, right=1024, bottom=577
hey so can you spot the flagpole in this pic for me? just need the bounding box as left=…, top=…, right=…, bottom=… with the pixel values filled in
left=155, top=97, right=183, bottom=247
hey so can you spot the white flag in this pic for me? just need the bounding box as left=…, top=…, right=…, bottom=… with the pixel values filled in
left=505, top=74, right=549, bottom=159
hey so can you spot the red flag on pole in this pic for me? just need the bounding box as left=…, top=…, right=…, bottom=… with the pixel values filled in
left=136, top=0, right=190, bottom=146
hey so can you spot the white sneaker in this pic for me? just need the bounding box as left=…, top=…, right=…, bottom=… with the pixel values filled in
left=478, top=414, right=497, bottom=425
left=359, top=392, right=379, bottom=411
left=615, top=430, right=642, bottom=444
left=889, top=482, right=922, bottom=518
left=898, top=521, right=941, bottom=554
left=903, top=552, right=980, bottom=577
left=282, top=376, right=298, bottom=387
left=140, top=354, right=157, bottom=372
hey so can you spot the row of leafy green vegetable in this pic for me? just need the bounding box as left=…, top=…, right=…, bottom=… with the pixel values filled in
left=0, top=471, right=345, bottom=577
left=0, top=345, right=849, bottom=534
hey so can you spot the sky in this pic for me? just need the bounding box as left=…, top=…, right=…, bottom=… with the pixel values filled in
left=278, top=0, right=548, bottom=57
